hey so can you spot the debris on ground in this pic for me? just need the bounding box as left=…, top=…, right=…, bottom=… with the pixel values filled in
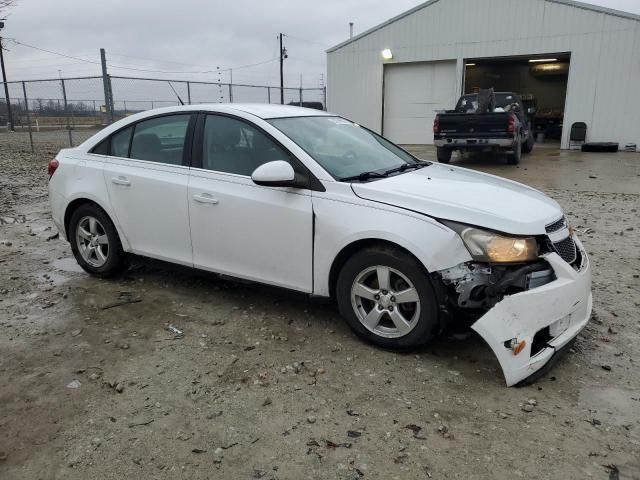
left=166, top=324, right=184, bottom=337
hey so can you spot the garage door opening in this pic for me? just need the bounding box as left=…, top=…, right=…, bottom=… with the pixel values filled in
left=463, top=53, right=571, bottom=146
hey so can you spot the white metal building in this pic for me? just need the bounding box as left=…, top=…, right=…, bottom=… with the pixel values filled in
left=326, top=0, right=640, bottom=149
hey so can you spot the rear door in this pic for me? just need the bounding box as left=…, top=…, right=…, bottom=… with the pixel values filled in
left=102, top=113, right=195, bottom=265
left=187, top=113, right=313, bottom=292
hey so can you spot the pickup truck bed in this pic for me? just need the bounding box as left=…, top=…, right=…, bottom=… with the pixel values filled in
left=433, top=92, right=535, bottom=165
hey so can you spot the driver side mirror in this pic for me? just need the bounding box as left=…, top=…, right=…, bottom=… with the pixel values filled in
left=251, top=160, right=302, bottom=188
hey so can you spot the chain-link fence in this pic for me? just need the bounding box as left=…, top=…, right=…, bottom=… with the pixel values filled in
left=1, top=75, right=327, bottom=153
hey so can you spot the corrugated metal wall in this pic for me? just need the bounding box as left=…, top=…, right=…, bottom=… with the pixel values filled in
left=327, top=0, right=640, bottom=148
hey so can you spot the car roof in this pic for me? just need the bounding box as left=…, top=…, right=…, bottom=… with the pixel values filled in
left=124, top=103, right=334, bottom=120
left=226, top=103, right=333, bottom=119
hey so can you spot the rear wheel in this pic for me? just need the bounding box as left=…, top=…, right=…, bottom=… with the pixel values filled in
left=336, top=246, right=440, bottom=350
left=507, top=138, right=522, bottom=165
left=522, top=134, right=534, bottom=154
left=69, top=204, right=128, bottom=277
left=437, top=147, right=452, bottom=164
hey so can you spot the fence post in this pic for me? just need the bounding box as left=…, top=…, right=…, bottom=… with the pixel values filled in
left=228, top=83, right=233, bottom=103
left=107, top=75, right=115, bottom=122
left=299, top=87, right=303, bottom=106
left=21, top=81, right=34, bottom=153
left=267, top=87, right=271, bottom=104
left=100, top=48, right=113, bottom=124
left=60, top=79, right=73, bottom=147
left=323, top=86, right=327, bottom=111
left=187, top=81, right=191, bottom=105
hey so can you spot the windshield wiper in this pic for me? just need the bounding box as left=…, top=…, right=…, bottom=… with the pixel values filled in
left=340, top=171, right=389, bottom=182
left=383, top=162, right=429, bottom=176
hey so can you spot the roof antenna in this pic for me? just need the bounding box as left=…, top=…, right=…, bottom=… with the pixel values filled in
left=167, top=81, right=185, bottom=106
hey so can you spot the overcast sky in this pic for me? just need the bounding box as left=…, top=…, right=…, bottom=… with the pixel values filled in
left=2, top=0, right=640, bottom=87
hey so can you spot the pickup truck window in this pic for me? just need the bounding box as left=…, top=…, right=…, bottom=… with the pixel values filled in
left=456, top=93, right=520, bottom=113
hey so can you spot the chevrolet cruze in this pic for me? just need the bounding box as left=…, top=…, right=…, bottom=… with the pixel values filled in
left=48, top=104, right=592, bottom=386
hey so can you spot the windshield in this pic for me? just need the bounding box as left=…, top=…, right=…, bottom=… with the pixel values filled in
left=267, top=116, right=421, bottom=180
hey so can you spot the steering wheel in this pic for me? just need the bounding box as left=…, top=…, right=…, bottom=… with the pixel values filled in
left=343, top=150, right=357, bottom=161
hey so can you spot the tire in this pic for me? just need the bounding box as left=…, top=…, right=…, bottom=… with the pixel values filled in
left=68, top=203, right=128, bottom=278
left=522, top=134, right=534, bottom=154
left=437, top=147, right=452, bottom=164
left=507, top=138, right=522, bottom=165
left=336, top=246, right=440, bottom=351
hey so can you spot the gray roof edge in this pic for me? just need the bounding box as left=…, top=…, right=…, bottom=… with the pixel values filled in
left=326, top=0, right=640, bottom=54
left=326, top=0, right=442, bottom=53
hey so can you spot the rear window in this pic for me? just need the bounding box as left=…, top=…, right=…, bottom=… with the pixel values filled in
left=456, top=93, right=519, bottom=112
left=111, top=127, right=132, bottom=158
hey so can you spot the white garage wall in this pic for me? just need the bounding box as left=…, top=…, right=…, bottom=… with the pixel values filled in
left=327, top=0, right=640, bottom=148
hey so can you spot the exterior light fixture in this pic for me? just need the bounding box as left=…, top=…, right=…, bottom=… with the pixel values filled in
left=381, top=49, right=393, bottom=60
left=529, top=58, right=558, bottom=63
left=465, top=63, right=476, bottom=67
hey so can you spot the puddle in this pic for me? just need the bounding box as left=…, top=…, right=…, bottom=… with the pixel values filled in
left=52, top=257, right=84, bottom=274
left=579, top=385, right=640, bottom=425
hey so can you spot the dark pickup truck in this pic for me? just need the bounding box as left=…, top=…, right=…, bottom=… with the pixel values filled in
left=433, top=92, right=535, bottom=165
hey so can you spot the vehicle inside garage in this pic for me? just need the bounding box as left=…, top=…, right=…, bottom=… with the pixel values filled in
left=464, top=53, right=571, bottom=144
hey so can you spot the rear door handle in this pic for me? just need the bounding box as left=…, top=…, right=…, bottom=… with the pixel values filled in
left=193, top=193, right=219, bottom=205
left=111, top=176, right=131, bottom=186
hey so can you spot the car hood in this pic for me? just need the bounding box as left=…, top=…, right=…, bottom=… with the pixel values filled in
left=351, top=164, right=563, bottom=235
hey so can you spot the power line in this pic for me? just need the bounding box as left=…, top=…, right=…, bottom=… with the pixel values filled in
left=7, top=38, right=280, bottom=75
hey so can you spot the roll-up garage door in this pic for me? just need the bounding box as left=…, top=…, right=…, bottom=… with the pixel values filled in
left=383, top=61, right=457, bottom=144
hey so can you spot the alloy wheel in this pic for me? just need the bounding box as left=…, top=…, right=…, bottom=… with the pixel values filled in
left=75, top=216, right=109, bottom=267
left=350, top=265, right=421, bottom=339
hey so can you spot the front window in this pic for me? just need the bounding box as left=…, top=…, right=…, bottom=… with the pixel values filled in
left=202, top=114, right=291, bottom=176
left=267, top=116, right=422, bottom=180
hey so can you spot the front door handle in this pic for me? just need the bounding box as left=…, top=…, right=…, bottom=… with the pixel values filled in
left=193, top=193, right=219, bottom=205
left=111, top=176, right=131, bottom=186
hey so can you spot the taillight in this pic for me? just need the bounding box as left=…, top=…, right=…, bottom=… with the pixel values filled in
left=48, top=158, right=59, bottom=178
left=507, top=114, right=517, bottom=134
left=433, top=116, right=440, bottom=135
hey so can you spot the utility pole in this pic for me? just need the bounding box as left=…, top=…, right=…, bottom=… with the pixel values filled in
left=0, top=22, right=15, bottom=131
left=279, top=33, right=287, bottom=104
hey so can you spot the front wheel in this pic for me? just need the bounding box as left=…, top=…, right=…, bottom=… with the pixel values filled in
left=336, top=246, right=440, bottom=350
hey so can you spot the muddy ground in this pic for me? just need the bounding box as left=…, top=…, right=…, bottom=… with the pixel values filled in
left=1, top=131, right=639, bottom=480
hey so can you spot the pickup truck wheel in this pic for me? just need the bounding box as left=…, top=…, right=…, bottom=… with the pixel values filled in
left=522, top=135, right=534, bottom=154
left=507, top=139, right=522, bottom=165
left=437, top=147, right=452, bottom=164
left=69, top=204, right=128, bottom=278
left=336, top=246, right=440, bottom=350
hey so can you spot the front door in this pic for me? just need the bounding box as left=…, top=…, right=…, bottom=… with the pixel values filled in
left=188, top=114, right=313, bottom=292
left=102, top=113, right=194, bottom=265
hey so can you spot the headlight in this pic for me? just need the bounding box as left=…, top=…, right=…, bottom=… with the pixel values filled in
left=444, top=221, right=538, bottom=263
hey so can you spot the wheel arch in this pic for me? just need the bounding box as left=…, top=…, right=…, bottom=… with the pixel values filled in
left=63, top=197, right=129, bottom=251
left=328, top=238, right=428, bottom=299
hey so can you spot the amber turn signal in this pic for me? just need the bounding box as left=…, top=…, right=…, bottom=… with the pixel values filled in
left=513, top=340, right=527, bottom=356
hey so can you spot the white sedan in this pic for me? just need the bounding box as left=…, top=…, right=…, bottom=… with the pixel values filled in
left=48, top=104, right=592, bottom=386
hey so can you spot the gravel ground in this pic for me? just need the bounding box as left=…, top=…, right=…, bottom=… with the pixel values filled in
left=1, top=131, right=639, bottom=479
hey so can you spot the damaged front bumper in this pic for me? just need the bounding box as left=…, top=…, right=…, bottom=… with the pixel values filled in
left=471, top=236, right=592, bottom=386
